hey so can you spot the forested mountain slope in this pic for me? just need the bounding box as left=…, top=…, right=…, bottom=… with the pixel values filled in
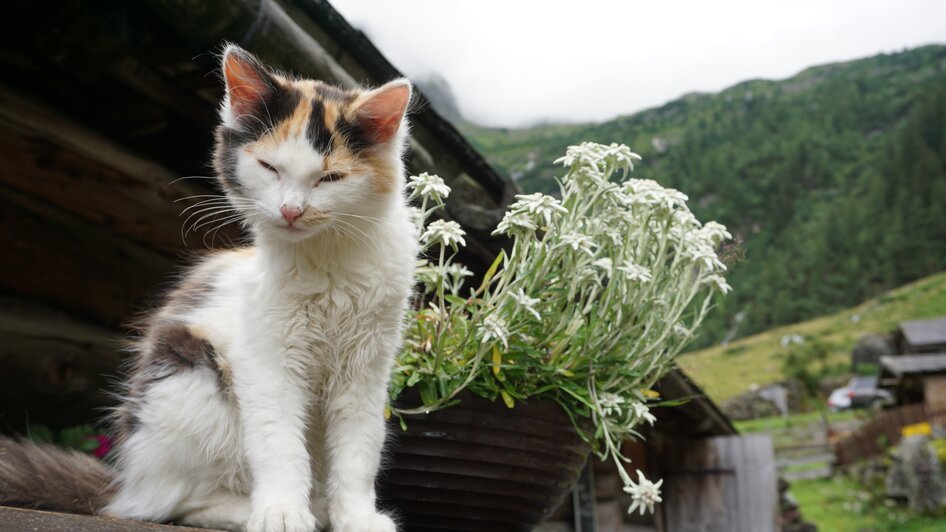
left=462, top=45, right=946, bottom=346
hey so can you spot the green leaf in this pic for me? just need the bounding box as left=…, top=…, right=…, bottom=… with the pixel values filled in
left=478, top=251, right=505, bottom=292
left=444, top=295, right=467, bottom=308
left=500, top=390, right=515, bottom=409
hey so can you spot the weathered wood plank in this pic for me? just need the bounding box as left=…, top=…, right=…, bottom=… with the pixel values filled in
left=0, top=85, right=242, bottom=255
left=0, top=506, right=221, bottom=532
left=660, top=434, right=778, bottom=532
left=0, top=187, right=175, bottom=327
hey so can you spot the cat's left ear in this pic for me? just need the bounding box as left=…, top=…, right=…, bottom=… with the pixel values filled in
left=351, top=79, right=412, bottom=145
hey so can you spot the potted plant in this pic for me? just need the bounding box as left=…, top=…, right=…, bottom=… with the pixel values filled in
left=378, top=143, right=732, bottom=529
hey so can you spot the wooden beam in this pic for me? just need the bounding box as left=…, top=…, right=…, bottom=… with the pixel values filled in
left=0, top=506, right=221, bottom=532
left=0, top=86, right=243, bottom=255
left=0, top=295, right=121, bottom=429
left=0, top=187, right=174, bottom=327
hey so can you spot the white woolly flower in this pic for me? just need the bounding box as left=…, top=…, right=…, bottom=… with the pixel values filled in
left=494, top=210, right=537, bottom=237
left=408, top=206, right=425, bottom=228
left=446, top=263, right=473, bottom=281
left=554, top=142, right=605, bottom=171
left=592, top=258, right=613, bottom=273
left=703, top=274, right=733, bottom=295
left=510, top=288, right=541, bottom=320
left=699, top=221, right=732, bottom=246
left=602, top=143, right=642, bottom=172
left=477, top=314, right=510, bottom=349
left=621, top=179, right=688, bottom=213
left=630, top=401, right=656, bottom=426
left=415, top=262, right=441, bottom=291
left=421, top=220, right=466, bottom=249
left=599, top=392, right=625, bottom=417
left=511, top=193, right=568, bottom=227
left=558, top=232, right=596, bottom=256
left=618, top=261, right=653, bottom=283
left=408, top=172, right=450, bottom=201
left=682, top=241, right=726, bottom=272
left=624, top=470, right=663, bottom=515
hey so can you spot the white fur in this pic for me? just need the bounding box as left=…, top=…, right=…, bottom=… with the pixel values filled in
left=105, top=89, right=416, bottom=532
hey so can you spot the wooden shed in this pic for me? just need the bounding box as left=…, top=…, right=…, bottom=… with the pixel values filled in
left=893, top=317, right=946, bottom=354
left=879, top=353, right=946, bottom=410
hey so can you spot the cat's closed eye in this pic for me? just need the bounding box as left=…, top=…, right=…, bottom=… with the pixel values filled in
left=257, top=159, right=278, bottom=176
left=316, top=172, right=347, bottom=186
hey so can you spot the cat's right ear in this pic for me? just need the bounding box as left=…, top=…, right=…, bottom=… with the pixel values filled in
left=221, top=44, right=274, bottom=120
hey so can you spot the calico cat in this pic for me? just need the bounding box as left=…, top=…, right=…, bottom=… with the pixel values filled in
left=0, top=44, right=417, bottom=532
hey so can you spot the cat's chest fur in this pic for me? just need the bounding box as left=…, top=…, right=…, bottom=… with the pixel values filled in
left=219, top=249, right=413, bottom=376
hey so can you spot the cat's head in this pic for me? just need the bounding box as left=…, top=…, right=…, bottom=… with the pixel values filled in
left=213, top=44, right=411, bottom=242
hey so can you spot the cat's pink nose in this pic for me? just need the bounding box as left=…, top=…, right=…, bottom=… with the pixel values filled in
left=280, top=205, right=303, bottom=225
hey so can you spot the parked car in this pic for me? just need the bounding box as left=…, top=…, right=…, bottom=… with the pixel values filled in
left=827, top=376, right=894, bottom=411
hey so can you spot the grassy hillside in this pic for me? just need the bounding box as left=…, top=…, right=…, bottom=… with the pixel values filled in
left=678, top=270, right=946, bottom=403
left=462, top=45, right=946, bottom=347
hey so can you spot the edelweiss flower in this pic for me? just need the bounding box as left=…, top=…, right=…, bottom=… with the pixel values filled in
left=592, top=258, right=613, bottom=273
left=494, top=210, right=537, bottom=237
left=703, top=274, right=733, bottom=295
left=554, top=142, right=605, bottom=171
left=618, top=261, right=653, bottom=283
left=407, top=206, right=425, bottom=227
left=624, top=470, right=663, bottom=515
left=421, top=220, right=466, bottom=249
left=408, top=172, right=450, bottom=202
left=599, top=392, right=625, bottom=417
left=477, top=314, right=510, bottom=349
left=699, top=221, right=732, bottom=245
left=446, top=263, right=473, bottom=281
left=682, top=242, right=726, bottom=272
left=511, top=193, right=568, bottom=227
left=415, top=262, right=442, bottom=291
left=558, top=232, right=596, bottom=256
left=630, top=401, right=656, bottom=426
left=602, top=143, right=642, bottom=173
left=510, top=288, right=541, bottom=320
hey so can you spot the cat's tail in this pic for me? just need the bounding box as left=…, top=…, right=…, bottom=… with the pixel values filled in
left=0, top=436, right=115, bottom=515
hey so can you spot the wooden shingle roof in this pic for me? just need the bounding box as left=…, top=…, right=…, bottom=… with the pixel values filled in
left=880, top=353, right=946, bottom=377
left=899, top=317, right=946, bottom=347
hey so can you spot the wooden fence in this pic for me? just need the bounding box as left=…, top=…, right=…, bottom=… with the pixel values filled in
left=834, top=403, right=946, bottom=466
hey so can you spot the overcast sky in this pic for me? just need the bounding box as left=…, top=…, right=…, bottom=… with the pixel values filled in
left=330, top=0, right=946, bottom=127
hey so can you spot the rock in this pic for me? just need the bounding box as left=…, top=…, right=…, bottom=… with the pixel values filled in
left=851, top=333, right=895, bottom=368
left=722, top=380, right=805, bottom=421
left=885, top=435, right=946, bottom=512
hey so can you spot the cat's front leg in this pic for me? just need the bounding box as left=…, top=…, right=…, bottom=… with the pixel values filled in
left=231, top=341, right=317, bottom=532
left=323, top=354, right=396, bottom=532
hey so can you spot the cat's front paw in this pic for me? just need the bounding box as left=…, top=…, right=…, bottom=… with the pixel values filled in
left=332, top=511, right=396, bottom=532
left=247, top=502, right=317, bottom=532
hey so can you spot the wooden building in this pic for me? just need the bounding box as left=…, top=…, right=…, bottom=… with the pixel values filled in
left=0, top=2, right=777, bottom=531
left=893, top=317, right=946, bottom=354
left=879, top=353, right=946, bottom=409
